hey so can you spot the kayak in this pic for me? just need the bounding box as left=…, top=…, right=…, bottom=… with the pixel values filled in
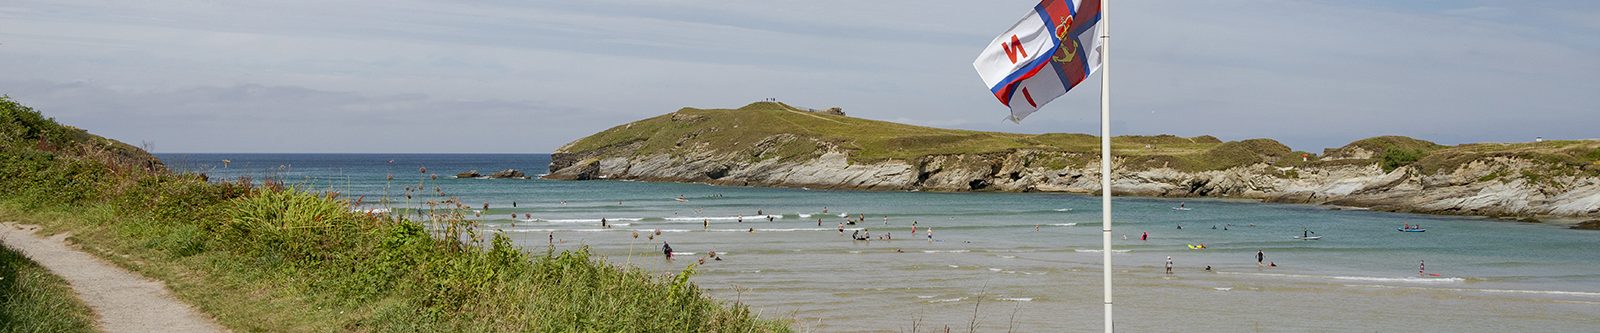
left=1398, top=228, right=1426, bottom=232
left=1294, top=236, right=1322, bottom=240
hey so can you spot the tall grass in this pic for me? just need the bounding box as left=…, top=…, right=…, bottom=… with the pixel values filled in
left=0, top=243, right=96, bottom=333
left=0, top=96, right=790, bottom=332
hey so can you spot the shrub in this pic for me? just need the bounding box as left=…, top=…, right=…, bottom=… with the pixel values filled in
left=1381, top=148, right=1425, bottom=172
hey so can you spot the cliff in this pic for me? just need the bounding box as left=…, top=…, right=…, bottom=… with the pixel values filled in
left=547, top=102, right=1600, bottom=220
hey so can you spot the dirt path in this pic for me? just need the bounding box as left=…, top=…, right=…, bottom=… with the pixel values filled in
left=2, top=222, right=226, bottom=333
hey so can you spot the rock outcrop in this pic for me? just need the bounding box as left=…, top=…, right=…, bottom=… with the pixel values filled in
left=544, top=103, right=1600, bottom=220
left=456, top=170, right=482, bottom=178
left=489, top=169, right=526, bottom=179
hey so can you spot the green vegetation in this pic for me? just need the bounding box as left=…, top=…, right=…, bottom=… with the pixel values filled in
left=561, top=102, right=1284, bottom=172
left=0, top=96, right=787, bottom=332
left=562, top=102, right=1600, bottom=178
left=0, top=243, right=96, bottom=333
left=1380, top=148, right=1426, bottom=172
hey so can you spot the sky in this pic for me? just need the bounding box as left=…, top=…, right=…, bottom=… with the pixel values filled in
left=1, top=0, right=1596, bottom=153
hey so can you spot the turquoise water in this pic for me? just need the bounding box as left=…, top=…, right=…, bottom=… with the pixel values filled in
left=162, top=153, right=1600, bottom=332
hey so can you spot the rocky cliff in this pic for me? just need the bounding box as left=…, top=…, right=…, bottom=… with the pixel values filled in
left=547, top=102, right=1600, bottom=220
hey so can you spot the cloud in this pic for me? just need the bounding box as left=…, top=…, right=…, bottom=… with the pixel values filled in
left=0, top=0, right=1596, bottom=152
left=0, top=81, right=629, bottom=152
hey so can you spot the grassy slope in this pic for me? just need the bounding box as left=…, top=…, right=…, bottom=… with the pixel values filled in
left=0, top=96, right=789, bottom=332
left=560, top=102, right=1600, bottom=178
left=561, top=102, right=1295, bottom=172
left=0, top=243, right=96, bottom=333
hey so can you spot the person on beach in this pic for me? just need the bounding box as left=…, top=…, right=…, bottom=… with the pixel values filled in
left=1257, top=250, right=1265, bottom=267
left=1166, top=256, right=1174, bottom=275
left=663, top=243, right=674, bottom=260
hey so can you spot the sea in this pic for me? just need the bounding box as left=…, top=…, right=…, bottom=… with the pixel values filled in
left=160, top=153, right=1600, bottom=332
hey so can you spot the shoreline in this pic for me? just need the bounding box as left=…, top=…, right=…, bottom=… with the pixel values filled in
left=542, top=176, right=1597, bottom=227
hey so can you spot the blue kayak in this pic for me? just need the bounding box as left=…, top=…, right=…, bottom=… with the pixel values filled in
left=1398, top=228, right=1426, bottom=232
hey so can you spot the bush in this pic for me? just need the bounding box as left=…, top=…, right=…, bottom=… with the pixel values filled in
left=1381, top=148, right=1425, bottom=172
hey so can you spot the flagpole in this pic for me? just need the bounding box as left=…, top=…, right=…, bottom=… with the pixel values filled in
left=1099, top=0, right=1114, bottom=332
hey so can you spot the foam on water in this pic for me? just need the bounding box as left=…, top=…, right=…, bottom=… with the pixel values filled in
left=1075, top=249, right=1132, bottom=253
left=1344, top=284, right=1600, bottom=297
left=1221, top=272, right=1465, bottom=284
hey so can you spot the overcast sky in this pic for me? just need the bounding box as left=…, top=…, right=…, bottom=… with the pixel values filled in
left=2, top=0, right=1596, bottom=153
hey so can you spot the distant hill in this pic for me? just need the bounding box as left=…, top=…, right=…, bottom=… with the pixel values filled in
left=548, top=102, right=1600, bottom=220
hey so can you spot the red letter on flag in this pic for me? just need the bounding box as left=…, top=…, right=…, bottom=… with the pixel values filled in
left=1002, top=35, right=1028, bottom=64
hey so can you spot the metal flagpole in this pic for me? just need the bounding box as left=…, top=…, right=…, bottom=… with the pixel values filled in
left=1099, top=0, right=1114, bottom=332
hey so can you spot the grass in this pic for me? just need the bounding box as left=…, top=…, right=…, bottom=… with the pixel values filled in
left=0, top=96, right=790, bottom=332
left=0, top=242, right=96, bottom=333
left=559, top=102, right=1600, bottom=178
left=558, top=102, right=1272, bottom=172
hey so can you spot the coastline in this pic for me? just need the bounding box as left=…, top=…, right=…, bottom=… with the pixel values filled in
left=543, top=104, right=1600, bottom=222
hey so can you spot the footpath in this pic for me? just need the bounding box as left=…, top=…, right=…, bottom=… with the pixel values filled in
left=1, top=222, right=226, bottom=333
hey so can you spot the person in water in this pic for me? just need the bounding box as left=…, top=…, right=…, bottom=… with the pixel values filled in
left=663, top=243, right=674, bottom=260
left=1257, top=250, right=1265, bottom=267
left=1141, top=232, right=1149, bottom=241
left=601, top=218, right=607, bottom=228
left=926, top=227, right=934, bottom=242
left=1165, top=256, right=1174, bottom=275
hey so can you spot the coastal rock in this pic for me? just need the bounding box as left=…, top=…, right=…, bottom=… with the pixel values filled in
left=544, top=105, right=1600, bottom=220
left=456, top=170, right=482, bottom=178
left=1573, top=220, right=1600, bottom=230
left=489, top=169, right=526, bottom=179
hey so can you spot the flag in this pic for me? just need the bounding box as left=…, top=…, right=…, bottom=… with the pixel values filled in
left=973, top=0, right=1103, bottom=122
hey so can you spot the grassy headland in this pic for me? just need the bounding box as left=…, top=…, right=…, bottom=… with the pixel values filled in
left=559, top=101, right=1600, bottom=179
left=0, top=96, right=788, bottom=332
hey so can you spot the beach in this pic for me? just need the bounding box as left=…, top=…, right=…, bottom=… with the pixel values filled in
left=164, top=153, right=1600, bottom=332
